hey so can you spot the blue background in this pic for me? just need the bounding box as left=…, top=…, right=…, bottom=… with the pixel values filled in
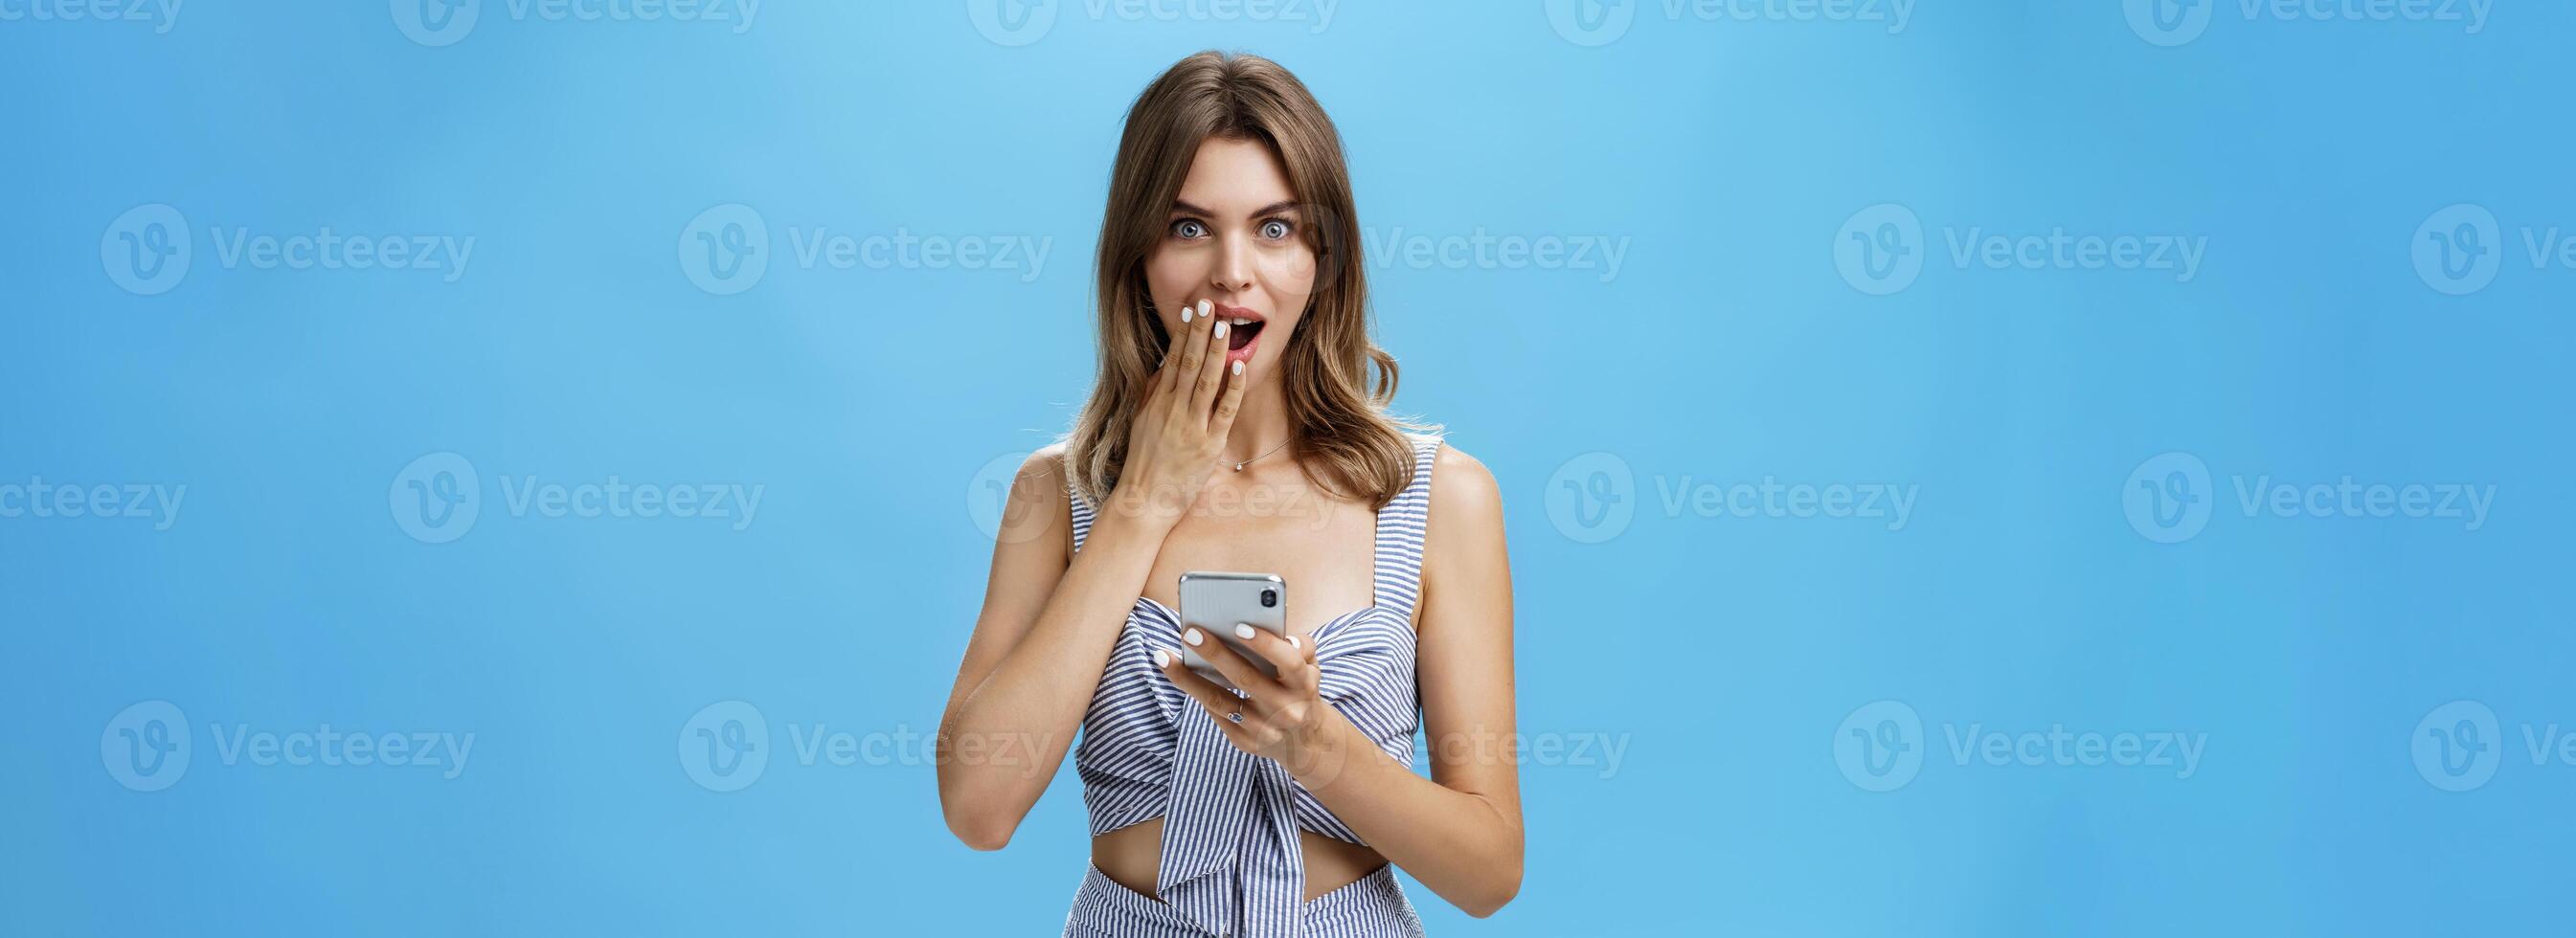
left=6, top=1, right=2569, bottom=934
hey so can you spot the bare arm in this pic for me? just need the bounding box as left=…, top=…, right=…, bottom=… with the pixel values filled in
left=1157, top=445, right=1525, bottom=915
left=934, top=447, right=1170, bottom=850
left=937, top=300, right=1249, bottom=849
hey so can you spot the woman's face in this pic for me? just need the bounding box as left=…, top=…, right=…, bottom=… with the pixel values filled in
left=1142, top=136, right=1317, bottom=387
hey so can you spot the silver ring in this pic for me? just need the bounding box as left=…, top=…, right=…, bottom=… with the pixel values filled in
left=1227, top=709, right=1243, bottom=724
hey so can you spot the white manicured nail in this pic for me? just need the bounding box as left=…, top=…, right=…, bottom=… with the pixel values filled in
left=1213, top=320, right=1229, bottom=339
left=1151, top=649, right=1171, bottom=667
left=1288, top=635, right=1299, bottom=650
left=1182, top=307, right=1193, bottom=324
left=1184, top=628, right=1204, bottom=646
left=1231, top=360, right=1243, bottom=376
left=1197, top=299, right=1211, bottom=317
left=1233, top=623, right=1256, bottom=641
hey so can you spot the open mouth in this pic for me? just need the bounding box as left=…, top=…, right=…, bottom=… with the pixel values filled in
left=1213, top=304, right=1266, bottom=359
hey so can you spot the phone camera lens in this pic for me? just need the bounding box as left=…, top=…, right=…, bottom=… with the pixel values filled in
left=1260, top=589, right=1277, bottom=608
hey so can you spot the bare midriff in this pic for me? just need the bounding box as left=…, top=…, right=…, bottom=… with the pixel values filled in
left=1092, top=818, right=1389, bottom=903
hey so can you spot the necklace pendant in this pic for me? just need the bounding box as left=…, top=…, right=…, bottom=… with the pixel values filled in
left=1232, top=462, right=1246, bottom=472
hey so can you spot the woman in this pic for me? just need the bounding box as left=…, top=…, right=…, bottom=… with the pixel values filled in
left=937, top=51, right=1522, bottom=937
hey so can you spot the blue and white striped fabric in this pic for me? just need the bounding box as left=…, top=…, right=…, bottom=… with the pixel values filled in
left=1061, top=434, right=1442, bottom=938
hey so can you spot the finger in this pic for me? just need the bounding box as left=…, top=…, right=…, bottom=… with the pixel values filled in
left=1155, top=648, right=1263, bottom=736
left=1193, top=310, right=1231, bottom=414
left=1168, top=300, right=1212, bottom=421
left=1160, top=302, right=1189, bottom=370
left=1209, top=356, right=1249, bottom=443
left=1226, top=623, right=1318, bottom=695
left=1183, top=625, right=1290, bottom=702
left=1151, top=304, right=1193, bottom=400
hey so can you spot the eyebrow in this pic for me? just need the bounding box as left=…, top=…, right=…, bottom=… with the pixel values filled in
left=1169, top=199, right=1300, bottom=218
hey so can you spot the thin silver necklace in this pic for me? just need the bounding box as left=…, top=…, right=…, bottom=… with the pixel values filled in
left=1230, top=437, right=1292, bottom=472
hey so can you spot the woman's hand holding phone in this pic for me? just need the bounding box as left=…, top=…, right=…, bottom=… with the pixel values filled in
left=1153, top=624, right=1350, bottom=788
left=1106, top=299, right=1251, bottom=531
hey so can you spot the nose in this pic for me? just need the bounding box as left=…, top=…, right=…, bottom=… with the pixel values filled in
left=1209, top=232, right=1254, bottom=296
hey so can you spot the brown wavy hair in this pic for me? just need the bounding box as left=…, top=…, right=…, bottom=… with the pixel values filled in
left=1064, top=50, right=1430, bottom=509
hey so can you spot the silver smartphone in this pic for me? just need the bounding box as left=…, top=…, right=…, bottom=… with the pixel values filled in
left=1178, top=571, right=1287, bottom=691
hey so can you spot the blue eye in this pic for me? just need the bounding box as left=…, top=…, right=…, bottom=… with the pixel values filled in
left=1171, top=219, right=1208, bottom=239
left=1259, top=219, right=1292, bottom=240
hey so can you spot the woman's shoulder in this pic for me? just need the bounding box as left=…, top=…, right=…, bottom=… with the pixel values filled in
left=1018, top=441, right=1072, bottom=487
left=1421, top=436, right=1501, bottom=524
left=1006, top=441, right=1077, bottom=516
